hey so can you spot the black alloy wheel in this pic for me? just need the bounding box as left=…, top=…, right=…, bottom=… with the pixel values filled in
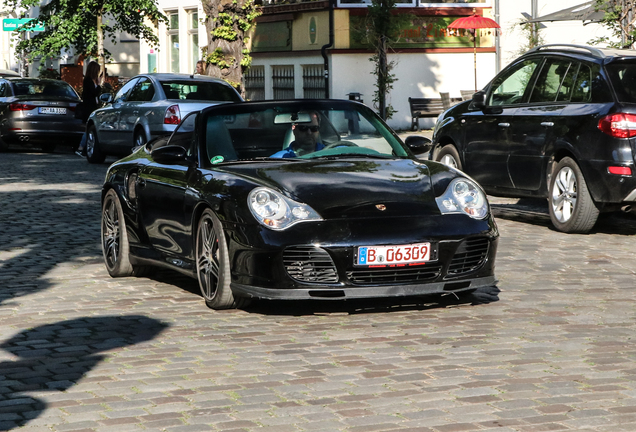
left=101, top=189, right=148, bottom=277
left=195, top=209, right=248, bottom=310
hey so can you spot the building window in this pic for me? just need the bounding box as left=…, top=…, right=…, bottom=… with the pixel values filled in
left=168, top=12, right=179, bottom=73
left=302, top=65, right=325, bottom=99
left=245, top=66, right=265, bottom=101
left=188, top=10, right=199, bottom=73
left=272, top=65, right=294, bottom=100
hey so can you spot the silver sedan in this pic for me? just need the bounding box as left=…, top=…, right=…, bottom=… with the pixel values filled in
left=85, top=73, right=243, bottom=163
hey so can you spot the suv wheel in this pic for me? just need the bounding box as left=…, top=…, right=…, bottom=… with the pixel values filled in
left=435, top=145, right=462, bottom=170
left=549, top=157, right=599, bottom=233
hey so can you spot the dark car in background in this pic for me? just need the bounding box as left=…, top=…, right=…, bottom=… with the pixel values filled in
left=432, top=44, right=636, bottom=233
left=101, top=99, right=498, bottom=310
left=85, top=73, right=243, bottom=163
left=0, top=78, right=83, bottom=152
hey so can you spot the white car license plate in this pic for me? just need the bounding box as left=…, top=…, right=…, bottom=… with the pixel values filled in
left=39, top=107, right=66, bottom=115
left=357, top=242, right=431, bottom=266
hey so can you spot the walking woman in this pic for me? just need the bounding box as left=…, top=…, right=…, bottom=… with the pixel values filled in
left=76, top=61, right=102, bottom=156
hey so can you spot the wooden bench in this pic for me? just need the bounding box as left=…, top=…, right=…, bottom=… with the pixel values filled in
left=408, top=96, right=461, bottom=131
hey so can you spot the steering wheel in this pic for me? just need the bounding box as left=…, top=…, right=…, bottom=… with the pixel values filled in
left=325, top=141, right=358, bottom=149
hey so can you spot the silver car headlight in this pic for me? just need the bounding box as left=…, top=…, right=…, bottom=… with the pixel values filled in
left=435, top=177, right=489, bottom=219
left=248, top=187, right=322, bottom=230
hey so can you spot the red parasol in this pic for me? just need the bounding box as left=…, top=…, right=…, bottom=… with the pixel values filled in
left=448, top=12, right=500, bottom=91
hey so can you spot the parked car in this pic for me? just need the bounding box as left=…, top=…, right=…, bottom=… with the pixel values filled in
left=85, top=73, right=243, bottom=163
left=101, top=99, right=499, bottom=310
left=0, top=69, right=20, bottom=77
left=0, top=78, right=84, bottom=152
left=431, top=44, right=636, bottom=233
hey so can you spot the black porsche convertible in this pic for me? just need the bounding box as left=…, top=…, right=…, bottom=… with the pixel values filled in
left=101, top=100, right=498, bottom=309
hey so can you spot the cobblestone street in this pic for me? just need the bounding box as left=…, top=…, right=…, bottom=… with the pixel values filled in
left=1, top=148, right=636, bottom=432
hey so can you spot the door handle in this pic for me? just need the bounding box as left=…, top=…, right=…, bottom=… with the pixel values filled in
left=137, top=177, right=146, bottom=189
left=498, top=123, right=510, bottom=128
left=541, top=122, right=554, bottom=127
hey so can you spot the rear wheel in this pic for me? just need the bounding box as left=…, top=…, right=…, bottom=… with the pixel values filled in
left=435, top=144, right=462, bottom=170
left=102, top=189, right=137, bottom=277
left=548, top=157, right=599, bottom=233
left=196, top=209, right=249, bottom=310
left=86, top=125, right=106, bottom=164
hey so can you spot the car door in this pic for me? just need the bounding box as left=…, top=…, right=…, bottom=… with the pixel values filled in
left=136, top=113, right=198, bottom=259
left=462, top=58, right=542, bottom=189
left=95, top=77, right=139, bottom=147
left=507, top=57, right=572, bottom=191
left=117, top=77, right=155, bottom=150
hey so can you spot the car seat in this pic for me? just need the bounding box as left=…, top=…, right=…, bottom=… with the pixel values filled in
left=165, top=90, right=180, bottom=100
left=206, top=117, right=238, bottom=162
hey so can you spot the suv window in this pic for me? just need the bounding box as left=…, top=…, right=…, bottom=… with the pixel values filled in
left=606, top=61, right=636, bottom=102
left=529, top=58, right=574, bottom=103
left=488, top=59, right=541, bottom=106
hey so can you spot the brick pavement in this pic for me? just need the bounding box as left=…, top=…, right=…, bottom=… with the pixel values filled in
left=1, top=148, right=636, bottom=431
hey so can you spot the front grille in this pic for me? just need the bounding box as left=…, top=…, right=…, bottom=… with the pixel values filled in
left=283, top=246, right=339, bottom=283
left=447, top=237, right=490, bottom=276
left=347, top=264, right=442, bottom=285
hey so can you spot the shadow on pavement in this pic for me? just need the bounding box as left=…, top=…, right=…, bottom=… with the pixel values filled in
left=0, top=153, right=110, bottom=306
left=0, top=315, right=169, bottom=430
left=490, top=197, right=636, bottom=235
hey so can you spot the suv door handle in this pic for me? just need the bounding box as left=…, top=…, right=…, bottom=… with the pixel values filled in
left=541, top=122, right=554, bottom=127
left=498, top=123, right=510, bottom=128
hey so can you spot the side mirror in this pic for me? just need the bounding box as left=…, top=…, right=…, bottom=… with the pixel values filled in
left=472, top=91, right=487, bottom=109
left=151, top=145, right=187, bottom=164
left=405, top=135, right=432, bottom=155
left=99, top=93, right=113, bottom=104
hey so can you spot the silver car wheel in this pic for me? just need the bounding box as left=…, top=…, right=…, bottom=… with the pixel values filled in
left=440, top=153, right=458, bottom=168
left=551, top=166, right=576, bottom=223
left=86, top=129, right=96, bottom=158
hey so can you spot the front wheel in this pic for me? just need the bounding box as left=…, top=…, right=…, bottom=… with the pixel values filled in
left=435, top=144, right=462, bottom=170
left=196, top=209, right=248, bottom=310
left=86, top=125, right=106, bottom=164
left=548, top=157, right=599, bottom=233
left=134, top=129, right=147, bottom=148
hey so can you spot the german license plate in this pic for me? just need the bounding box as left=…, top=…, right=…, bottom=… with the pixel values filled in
left=39, top=107, right=66, bottom=115
left=356, top=242, right=431, bottom=266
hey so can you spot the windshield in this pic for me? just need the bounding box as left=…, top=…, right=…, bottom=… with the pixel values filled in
left=201, top=105, right=407, bottom=165
left=160, top=80, right=241, bottom=102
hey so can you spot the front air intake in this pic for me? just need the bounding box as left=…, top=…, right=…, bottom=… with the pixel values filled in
left=447, top=237, right=489, bottom=276
left=283, top=246, right=339, bottom=283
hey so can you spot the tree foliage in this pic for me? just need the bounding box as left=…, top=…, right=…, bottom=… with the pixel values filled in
left=201, top=0, right=261, bottom=94
left=7, top=0, right=167, bottom=74
left=354, top=0, right=411, bottom=120
left=591, top=0, right=636, bottom=48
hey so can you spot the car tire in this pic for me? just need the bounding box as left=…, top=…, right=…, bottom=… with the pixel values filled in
left=435, top=144, right=462, bottom=170
left=102, top=189, right=149, bottom=277
left=548, top=157, right=599, bottom=233
left=134, top=129, right=147, bottom=148
left=86, top=125, right=106, bottom=164
left=196, top=209, right=249, bottom=310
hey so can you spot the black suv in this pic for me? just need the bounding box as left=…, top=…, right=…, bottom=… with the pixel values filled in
left=431, top=44, right=636, bottom=233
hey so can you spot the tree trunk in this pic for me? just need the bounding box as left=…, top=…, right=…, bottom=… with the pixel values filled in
left=378, top=35, right=387, bottom=120
left=97, top=13, right=105, bottom=78
left=202, top=0, right=256, bottom=96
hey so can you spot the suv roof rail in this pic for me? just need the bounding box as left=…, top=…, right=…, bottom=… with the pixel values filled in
left=527, top=44, right=606, bottom=59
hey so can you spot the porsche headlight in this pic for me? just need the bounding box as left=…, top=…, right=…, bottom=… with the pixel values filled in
left=435, top=177, right=488, bottom=219
left=248, top=187, right=322, bottom=230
